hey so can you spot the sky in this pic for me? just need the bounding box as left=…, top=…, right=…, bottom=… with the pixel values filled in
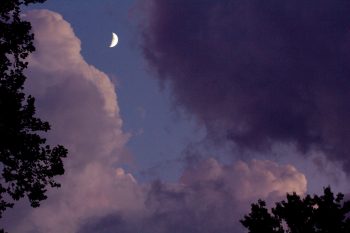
left=2, top=0, right=350, bottom=232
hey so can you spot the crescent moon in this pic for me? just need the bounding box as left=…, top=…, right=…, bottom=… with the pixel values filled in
left=109, top=32, right=118, bottom=48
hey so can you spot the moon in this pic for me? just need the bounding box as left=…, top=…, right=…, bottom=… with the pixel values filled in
left=109, top=32, right=118, bottom=48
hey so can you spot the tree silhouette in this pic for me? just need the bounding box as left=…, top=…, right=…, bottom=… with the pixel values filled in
left=241, top=187, right=350, bottom=233
left=0, top=0, right=67, bottom=223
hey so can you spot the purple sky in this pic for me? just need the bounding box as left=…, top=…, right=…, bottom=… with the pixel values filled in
left=2, top=1, right=350, bottom=232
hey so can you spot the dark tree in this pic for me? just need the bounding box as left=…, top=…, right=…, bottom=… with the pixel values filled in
left=0, top=0, right=67, bottom=221
left=241, top=187, right=350, bottom=233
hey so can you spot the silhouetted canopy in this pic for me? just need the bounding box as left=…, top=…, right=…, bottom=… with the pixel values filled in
left=241, top=187, right=350, bottom=233
left=0, top=0, right=67, bottom=223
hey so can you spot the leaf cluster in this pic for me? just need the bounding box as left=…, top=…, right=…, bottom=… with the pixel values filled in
left=0, top=0, right=67, bottom=221
left=241, top=187, right=350, bottom=233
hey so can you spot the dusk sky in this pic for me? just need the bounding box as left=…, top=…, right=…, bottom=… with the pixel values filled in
left=2, top=1, right=350, bottom=232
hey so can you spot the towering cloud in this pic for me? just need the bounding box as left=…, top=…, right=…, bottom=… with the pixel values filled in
left=0, top=10, right=142, bottom=233
left=139, top=0, right=350, bottom=172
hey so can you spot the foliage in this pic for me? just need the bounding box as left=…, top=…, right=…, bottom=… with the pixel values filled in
left=241, top=187, right=350, bottom=233
left=0, top=0, right=67, bottom=220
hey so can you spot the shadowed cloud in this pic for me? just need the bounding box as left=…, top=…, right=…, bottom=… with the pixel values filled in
left=139, top=0, right=350, bottom=173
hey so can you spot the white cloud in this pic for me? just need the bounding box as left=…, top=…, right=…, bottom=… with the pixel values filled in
left=231, top=159, right=307, bottom=199
left=0, top=10, right=141, bottom=233
left=180, top=158, right=307, bottom=206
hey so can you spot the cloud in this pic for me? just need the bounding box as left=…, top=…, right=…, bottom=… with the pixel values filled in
left=0, top=8, right=308, bottom=233
left=138, top=0, right=350, bottom=172
left=143, top=159, right=306, bottom=233
left=180, top=158, right=306, bottom=200
left=76, top=158, right=306, bottom=233
left=0, top=10, right=142, bottom=233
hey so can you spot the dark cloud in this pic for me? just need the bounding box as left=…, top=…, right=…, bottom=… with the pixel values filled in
left=77, top=214, right=133, bottom=233
left=139, top=0, right=350, bottom=172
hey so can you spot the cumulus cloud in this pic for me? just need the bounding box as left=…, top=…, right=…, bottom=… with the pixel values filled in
left=0, top=10, right=142, bottom=233
left=77, top=158, right=306, bottom=233
left=180, top=158, right=306, bottom=200
left=138, top=0, right=350, bottom=172
left=143, top=159, right=306, bottom=233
